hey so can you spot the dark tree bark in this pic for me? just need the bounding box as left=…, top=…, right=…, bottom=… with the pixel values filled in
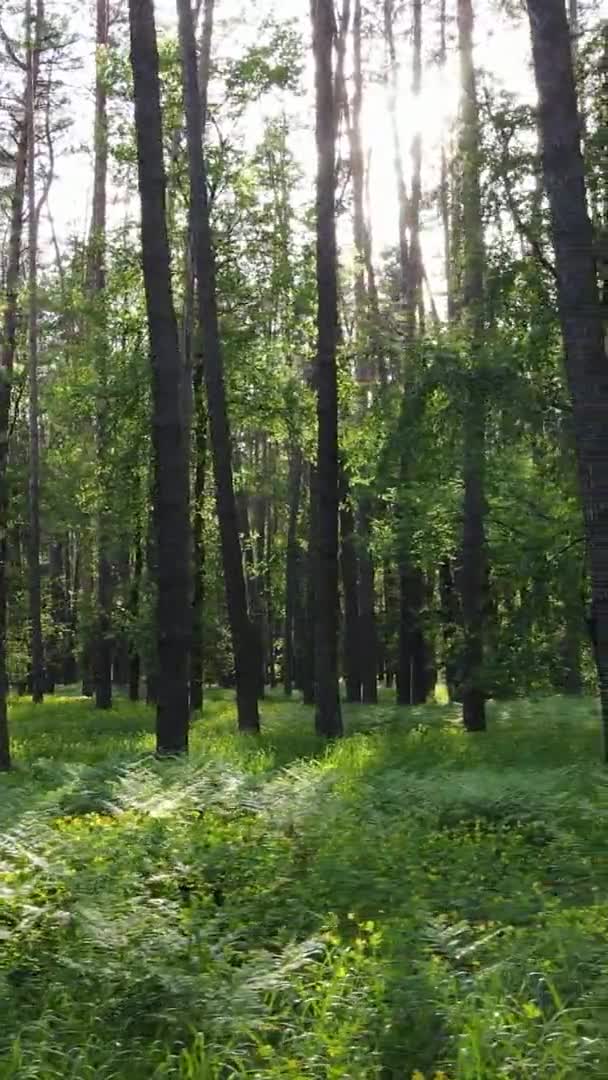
left=339, top=467, right=361, bottom=703
left=90, top=0, right=113, bottom=711
left=526, top=0, right=608, bottom=758
left=128, top=530, right=142, bottom=702
left=301, top=464, right=318, bottom=706
left=458, top=0, right=487, bottom=732
left=284, top=446, right=303, bottom=695
left=312, top=0, right=342, bottom=737
left=26, top=0, right=45, bottom=706
left=358, top=502, right=378, bottom=703
left=129, top=0, right=191, bottom=754
left=190, top=356, right=206, bottom=714
left=176, top=0, right=259, bottom=732
left=0, top=98, right=28, bottom=768
left=63, top=534, right=78, bottom=684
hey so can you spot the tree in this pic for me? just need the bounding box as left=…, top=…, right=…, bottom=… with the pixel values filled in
left=0, top=39, right=29, bottom=768
left=26, top=0, right=44, bottom=705
left=457, top=0, right=487, bottom=732
left=89, top=0, right=112, bottom=710
left=176, top=0, right=260, bottom=733
left=128, top=0, right=191, bottom=755
left=312, top=0, right=342, bottom=737
left=526, top=0, right=608, bottom=757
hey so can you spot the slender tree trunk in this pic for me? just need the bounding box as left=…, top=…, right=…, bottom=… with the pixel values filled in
left=339, top=466, right=361, bottom=703
left=0, top=105, right=28, bottom=768
left=358, top=501, right=377, bottom=703
left=128, top=530, right=142, bottom=701
left=284, top=446, right=302, bottom=695
left=188, top=0, right=214, bottom=717
left=458, top=0, right=487, bottom=732
left=302, top=463, right=317, bottom=706
left=439, top=0, right=453, bottom=320
left=26, top=0, right=45, bottom=706
left=384, top=0, right=411, bottom=316
left=129, top=0, right=191, bottom=754
left=526, top=0, right=608, bottom=758
left=176, top=0, right=259, bottom=732
left=409, top=0, right=423, bottom=338
left=63, top=534, right=78, bottom=684
left=90, top=0, right=112, bottom=710
left=312, top=0, right=342, bottom=736
left=190, top=357, right=206, bottom=713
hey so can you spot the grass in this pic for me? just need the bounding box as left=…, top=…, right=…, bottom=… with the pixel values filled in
left=1, top=689, right=608, bottom=1078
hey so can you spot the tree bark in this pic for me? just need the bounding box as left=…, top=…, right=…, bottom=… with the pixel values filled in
left=176, top=0, right=259, bottom=732
left=312, top=0, right=342, bottom=737
left=0, top=96, right=28, bottom=767
left=526, top=0, right=608, bottom=758
left=190, top=354, right=206, bottom=713
left=128, top=530, right=142, bottom=701
left=284, top=446, right=303, bottom=695
left=26, top=0, right=45, bottom=706
left=339, top=466, right=361, bottom=703
left=129, top=0, right=191, bottom=754
left=90, top=0, right=113, bottom=711
left=458, top=0, right=487, bottom=732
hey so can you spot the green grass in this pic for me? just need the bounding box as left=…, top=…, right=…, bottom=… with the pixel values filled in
left=1, top=689, right=608, bottom=1078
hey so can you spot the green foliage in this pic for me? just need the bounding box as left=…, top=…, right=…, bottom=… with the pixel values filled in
left=2, top=693, right=608, bottom=1077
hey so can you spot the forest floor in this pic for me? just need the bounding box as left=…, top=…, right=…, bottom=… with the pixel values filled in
left=0, top=690, right=607, bottom=1079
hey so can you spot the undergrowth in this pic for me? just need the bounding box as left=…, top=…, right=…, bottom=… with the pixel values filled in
left=0, top=689, right=607, bottom=1078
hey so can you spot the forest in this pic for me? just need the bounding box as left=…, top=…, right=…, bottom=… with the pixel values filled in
left=0, top=0, right=606, bottom=1075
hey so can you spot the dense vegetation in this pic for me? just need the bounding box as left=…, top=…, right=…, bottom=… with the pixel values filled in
left=2, top=691, right=608, bottom=1078
left=0, top=0, right=607, bottom=1074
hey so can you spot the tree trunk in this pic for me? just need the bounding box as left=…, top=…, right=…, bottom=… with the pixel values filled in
left=526, top=0, right=608, bottom=758
left=339, top=467, right=361, bottom=703
left=129, top=0, right=191, bottom=755
left=312, top=0, right=342, bottom=737
left=26, top=0, right=45, bottom=706
left=284, top=446, right=303, bottom=695
left=458, top=0, right=487, bottom=732
left=0, top=96, right=28, bottom=768
left=384, top=0, right=411, bottom=317
left=358, top=502, right=378, bottom=703
left=128, top=530, right=142, bottom=701
left=301, top=464, right=317, bottom=706
left=90, top=0, right=113, bottom=711
left=190, top=355, right=206, bottom=713
left=176, top=0, right=259, bottom=732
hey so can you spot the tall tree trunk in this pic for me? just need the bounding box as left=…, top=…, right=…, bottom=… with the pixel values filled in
left=339, top=466, right=361, bottom=703
left=458, top=0, right=487, bottom=732
left=26, top=0, right=45, bottom=706
left=526, top=0, right=608, bottom=758
left=408, top=0, right=423, bottom=338
left=312, top=0, right=342, bottom=737
left=439, top=0, right=454, bottom=321
left=0, top=104, right=28, bottom=768
left=301, top=464, right=317, bottom=706
left=128, top=0, right=191, bottom=755
left=128, top=529, right=142, bottom=701
left=190, top=357, right=206, bottom=713
left=358, top=501, right=377, bottom=703
left=384, top=0, right=411, bottom=316
left=63, top=533, right=78, bottom=684
left=176, top=0, right=259, bottom=732
left=47, top=542, right=66, bottom=692
left=90, top=0, right=113, bottom=710
left=284, top=446, right=303, bottom=695
left=188, top=0, right=214, bottom=717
